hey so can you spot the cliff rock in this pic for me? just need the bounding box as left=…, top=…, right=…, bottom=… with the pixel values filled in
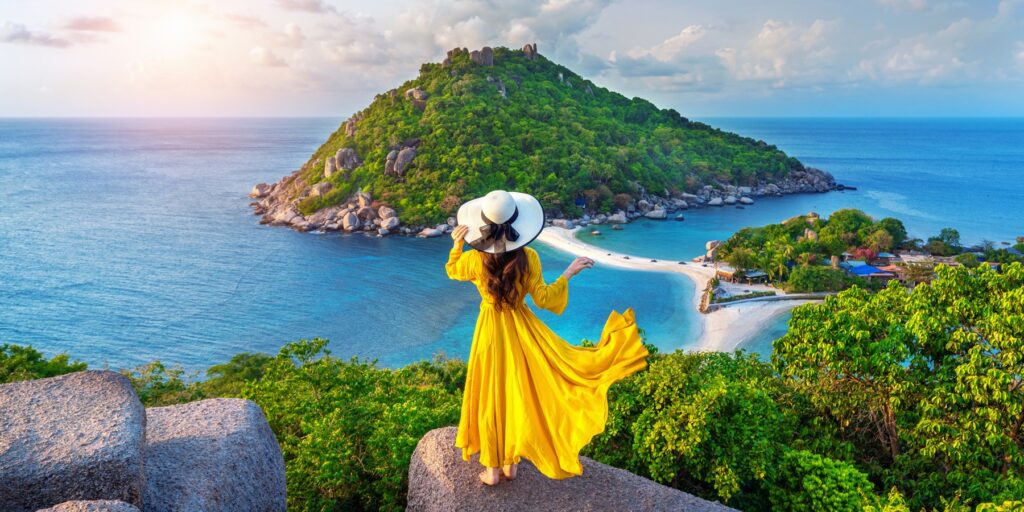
left=407, top=427, right=736, bottom=512
left=143, top=398, right=286, bottom=512
left=0, top=371, right=145, bottom=512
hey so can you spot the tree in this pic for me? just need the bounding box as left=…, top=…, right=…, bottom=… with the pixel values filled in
left=876, top=218, right=908, bottom=248
left=786, top=266, right=848, bottom=292
left=587, top=351, right=793, bottom=506
left=725, top=247, right=757, bottom=271
left=866, top=229, right=894, bottom=253
left=774, top=263, right=1024, bottom=509
left=938, top=227, right=961, bottom=247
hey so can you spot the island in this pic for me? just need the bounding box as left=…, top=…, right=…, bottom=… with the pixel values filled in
left=249, top=44, right=842, bottom=237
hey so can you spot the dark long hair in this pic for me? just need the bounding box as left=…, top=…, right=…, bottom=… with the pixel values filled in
left=481, top=249, right=529, bottom=310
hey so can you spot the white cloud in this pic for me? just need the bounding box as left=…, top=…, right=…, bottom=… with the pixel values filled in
left=1, top=22, right=72, bottom=48
left=715, top=19, right=838, bottom=84
left=250, top=46, right=288, bottom=67
left=281, top=23, right=305, bottom=48
left=628, top=24, right=706, bottom=61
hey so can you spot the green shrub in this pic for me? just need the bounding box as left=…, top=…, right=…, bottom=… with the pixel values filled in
left=786, top=265, right=848, bottom=292
left=242, top=338, right=462, bottom=511
left=767, top=449, right=873, bottom=511
left=587, top=351, right=792, bottom=506
left=0, top=343, right=86, bottom=383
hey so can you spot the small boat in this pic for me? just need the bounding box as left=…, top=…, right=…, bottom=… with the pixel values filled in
left=590, top=230, right=601, bottom=235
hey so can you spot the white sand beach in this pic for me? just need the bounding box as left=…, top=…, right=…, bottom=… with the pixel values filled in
left=536, top=226, right=819, bottom=352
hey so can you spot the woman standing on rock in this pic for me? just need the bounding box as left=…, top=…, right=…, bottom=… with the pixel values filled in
left=446, top=190, right=649, bottom=486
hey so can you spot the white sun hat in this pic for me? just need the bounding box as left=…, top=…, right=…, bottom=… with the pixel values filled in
left=457, top=190, right=545, bottom=254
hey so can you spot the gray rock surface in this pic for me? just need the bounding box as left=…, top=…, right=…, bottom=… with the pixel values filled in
left=605, top=211, right=628, bottom=224
left=644, top=208, right=667, bottom=220
left=394, top=147, right=416, bottom=176
left=341, top=212, right=361, bottom=231
left=381, top=216, right=401, bottom=230
left=407, top=427, right=735, bottom=512
left=0, top=371, right=145, bottom=512
left=36, top=500, right=140, bottom=512
left=335, top=147, right=360, bottom=171
left=378, top=206, right=397, bottom=219
left=144, top=398, right=286, bottom=512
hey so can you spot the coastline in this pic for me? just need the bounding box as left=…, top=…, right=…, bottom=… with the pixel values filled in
left=535, top=226, right=817, bottom=352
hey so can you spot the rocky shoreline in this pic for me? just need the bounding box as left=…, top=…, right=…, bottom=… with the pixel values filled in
left=249, top=166, right=846, bottom=239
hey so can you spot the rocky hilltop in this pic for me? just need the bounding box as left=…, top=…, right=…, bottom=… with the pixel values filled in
left=406, top=427, right=736, bottom=512
left=251, top=43, right=842, bottom=238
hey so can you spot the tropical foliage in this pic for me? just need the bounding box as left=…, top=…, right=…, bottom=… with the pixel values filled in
left=294, top=46, right=805, bottom=223
left=4, top=263, right=1022, bottom=510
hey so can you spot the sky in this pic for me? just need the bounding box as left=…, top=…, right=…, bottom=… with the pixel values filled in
left=1, top=0, right=1022, bottom=117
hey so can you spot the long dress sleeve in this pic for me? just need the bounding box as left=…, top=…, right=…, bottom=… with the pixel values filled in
left=526, top=248, right=569, bottom=315
left=445, top=244, right=477, bottom=281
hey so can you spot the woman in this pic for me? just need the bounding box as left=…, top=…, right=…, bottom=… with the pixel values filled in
left=446, top=190, right=649, bottom=486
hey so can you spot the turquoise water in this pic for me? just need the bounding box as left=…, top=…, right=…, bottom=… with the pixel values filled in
left=580, top=118, right=1024, bottom=260
left=0, top=118, right=696, bottom=370
left=2, top=118, right=1020, bottom=370
left=578, top=117, right=1023, bottom=357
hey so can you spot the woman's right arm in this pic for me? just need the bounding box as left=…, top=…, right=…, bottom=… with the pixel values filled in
left=445, top=225, right=475, bottom=281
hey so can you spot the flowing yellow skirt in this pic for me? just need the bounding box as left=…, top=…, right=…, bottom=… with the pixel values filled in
left=455, top=305, right=648, bottom=479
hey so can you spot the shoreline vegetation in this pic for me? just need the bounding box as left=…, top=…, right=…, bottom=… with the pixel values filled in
left=4, top=207, right=1021, bottom=509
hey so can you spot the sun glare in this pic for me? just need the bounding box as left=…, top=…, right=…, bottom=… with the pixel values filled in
left=153, top=11, right=200, bottom=57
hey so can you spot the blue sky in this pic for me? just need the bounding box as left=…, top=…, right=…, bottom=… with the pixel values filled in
left=1, top=0, right=1022, bottom=117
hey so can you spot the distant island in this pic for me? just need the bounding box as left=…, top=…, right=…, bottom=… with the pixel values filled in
left=250, top=44, right=843, bottom=236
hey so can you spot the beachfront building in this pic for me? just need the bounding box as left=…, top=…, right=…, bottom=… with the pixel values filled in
left=716, top=266, right=769, bottom=284
left=840, top=260, right=896, bottom=282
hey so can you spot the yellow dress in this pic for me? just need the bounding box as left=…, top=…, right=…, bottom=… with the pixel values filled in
left=446, top=244, right=649, bottom=479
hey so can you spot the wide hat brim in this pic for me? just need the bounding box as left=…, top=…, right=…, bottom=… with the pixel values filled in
left=457, top=192, right=545, bottom=254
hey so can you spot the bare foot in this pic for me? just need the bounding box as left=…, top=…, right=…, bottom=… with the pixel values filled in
left=502, top=464, right=518, bottom=480
left=479, top=468, right=500, bottom=486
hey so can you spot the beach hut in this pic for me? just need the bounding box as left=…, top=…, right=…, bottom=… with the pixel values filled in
left=874, top=252, right=896, bottom=265
left=846, top=264, right=895, bottom=282
left=716, top=267, right=769, bottom=284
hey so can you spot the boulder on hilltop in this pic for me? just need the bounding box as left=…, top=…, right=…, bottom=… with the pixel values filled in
left=144, top=398, right=286, bottom=512
left=0, top=371, right=146, bottom=512
left=406, top=427, right=736, bottom=512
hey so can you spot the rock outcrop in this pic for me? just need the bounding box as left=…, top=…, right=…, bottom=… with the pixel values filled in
left=0, top=371, right=146, bottom=512
left=394, top=147, right=417, bottom=176
left=144, top=399, right=286, bottom=512
left=0, top=372, right=286, bottom=512
left=522, top=43, right=537, bottom=60
left=470, top=46, right=494, bottom=66
left=335, top=147, right=360, bottom=172
left=407, top=427, right=735, bottom=512
left=37, top=501, right=140, bottom=512
left=406, top=87, right=428, bottom=109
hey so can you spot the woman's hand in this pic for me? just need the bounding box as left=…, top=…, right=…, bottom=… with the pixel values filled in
left=451, top=225, right=469, bottom=247
left=562, top=256, right=595, bottom=280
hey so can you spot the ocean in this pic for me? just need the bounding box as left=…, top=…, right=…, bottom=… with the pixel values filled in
left=1, top=118, right=1020, bottom=369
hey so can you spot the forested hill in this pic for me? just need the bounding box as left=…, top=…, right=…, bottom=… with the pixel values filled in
left=253, top=44, right=814, bottom=226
